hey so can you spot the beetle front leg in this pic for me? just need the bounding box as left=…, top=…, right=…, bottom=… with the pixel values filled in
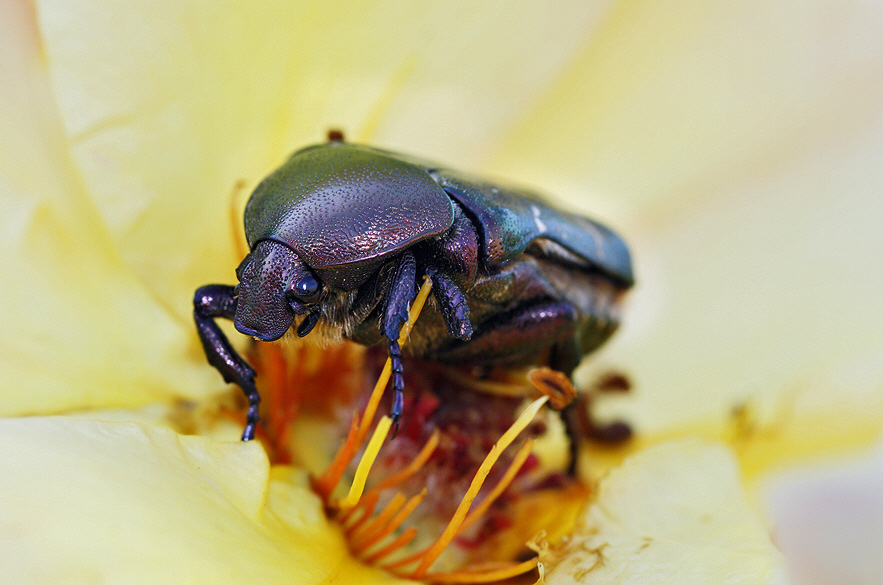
left=381, top=251, right=418, bottom=433
left=193, top=284, right=261, bottom=441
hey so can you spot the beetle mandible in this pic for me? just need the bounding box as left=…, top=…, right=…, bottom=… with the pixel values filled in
left=194, top=140, right=634, bottom=441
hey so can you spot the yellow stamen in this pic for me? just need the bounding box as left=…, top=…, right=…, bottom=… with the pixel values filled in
left=337, top=416, right=392, bottom=510
left=410, top=396, right=550, bottom=579
left=424, top=558, right=540, bottom=583
left=459, top=438, right=534, bottom=534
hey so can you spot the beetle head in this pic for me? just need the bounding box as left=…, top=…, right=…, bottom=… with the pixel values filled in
left=234, top=239, right=322, bottom=341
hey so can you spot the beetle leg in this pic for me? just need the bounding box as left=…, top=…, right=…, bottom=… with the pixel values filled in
left=435, top=300, right=579, bottom=367
left=193, top=284, right=261, bottom=441
left=426, top=266, right=473, bottom=341
left=381, top=251, right=418, bottom=433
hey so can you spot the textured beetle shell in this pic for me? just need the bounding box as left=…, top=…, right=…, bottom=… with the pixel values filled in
left=433, top=171, right=634, bottom=287
left=245, top=144, right=455, bottom=289
left=245, top=143, right=633, bottom=291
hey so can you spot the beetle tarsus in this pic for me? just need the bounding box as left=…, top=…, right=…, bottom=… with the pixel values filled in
left=193, top=284, right=262, bottom=442
left=241, top=387, right=262, bottom=441
left=388, top=339, right=404, bottom=437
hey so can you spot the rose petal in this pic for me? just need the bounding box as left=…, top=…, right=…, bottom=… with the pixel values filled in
left=35, top=0, right=618, bottom=322
left=548, top=0, right=883, bottom=432
left=0, top=1, right=217, bottom=415
left=545, top=440, right=785, bottom=584
left=0, top=417, right=405, bottom=584
left=493, top=0, right=883, bottom=218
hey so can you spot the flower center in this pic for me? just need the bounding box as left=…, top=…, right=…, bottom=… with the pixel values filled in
left=249, top=276, right=586, bottom=583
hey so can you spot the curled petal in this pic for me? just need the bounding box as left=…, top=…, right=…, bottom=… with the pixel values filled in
left=543, top=440, right=784, bottom=584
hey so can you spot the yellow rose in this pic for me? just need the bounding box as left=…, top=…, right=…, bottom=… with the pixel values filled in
left=1, top=1, right=881, bottom=583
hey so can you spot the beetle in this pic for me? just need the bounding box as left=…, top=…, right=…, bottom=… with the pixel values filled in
left=194, top=140, right=634, bottom=441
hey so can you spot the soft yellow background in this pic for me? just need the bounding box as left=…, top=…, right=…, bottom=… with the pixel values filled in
left=3, top=0, right=880, bottom=429
left=1, top=0, right=882, bottom=583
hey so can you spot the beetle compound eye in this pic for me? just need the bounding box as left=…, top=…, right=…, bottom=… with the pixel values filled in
left=291, top=273, right=321, bottom=303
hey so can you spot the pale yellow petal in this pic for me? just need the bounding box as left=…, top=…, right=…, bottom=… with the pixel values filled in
left=493, top=0, right=883, bottom=218
left=587, top=114, right=883, bottom=433
left=35, top=0, right=619, bottom=324
left=0, top=417, right=406, bottom=585
left=545, top=440, right=784, bottom=584
left=0, top=1, right=216, bottom=415
left=503, top=0, right=883, bottom=432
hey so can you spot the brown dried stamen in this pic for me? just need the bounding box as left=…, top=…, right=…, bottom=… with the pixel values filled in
left=528, top=367, right=578, bottom=410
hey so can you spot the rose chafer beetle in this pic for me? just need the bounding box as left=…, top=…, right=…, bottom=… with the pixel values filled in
left=194, top=140, right=634, bottom=441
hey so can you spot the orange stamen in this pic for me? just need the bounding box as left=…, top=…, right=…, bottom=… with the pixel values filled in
left=312, top=412, right=361, bottom=500
left=260, top=344, right=296, bottom=461
left=342, top=491, right=380, bottom=533
left=363, top=527, right=419, bottom=564
left=353, top=489, right=426, bottom=554
left=528, top=367, right=578, bottom=410
left=423, top=557, right=539, bottom=583
left=371, top=429, right=440, bottom=492
left=381, top=544, right=427, bottom=570
left=349, top=491, right=407, bottom=546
